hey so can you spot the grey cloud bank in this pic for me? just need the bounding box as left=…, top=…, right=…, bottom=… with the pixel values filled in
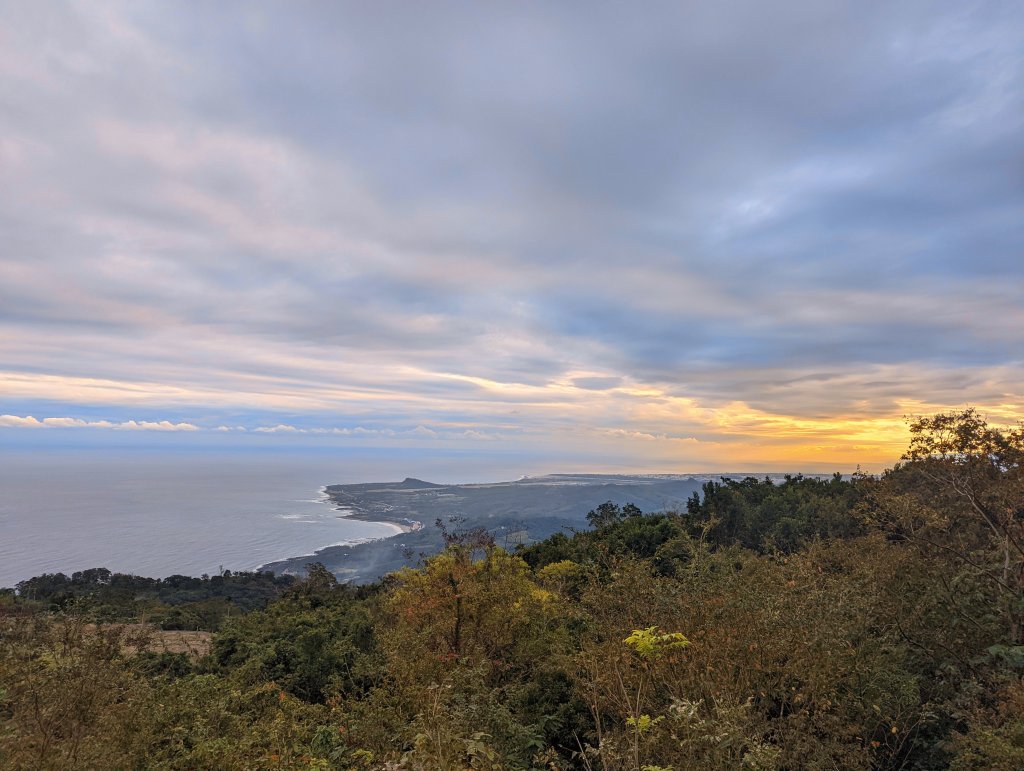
left=1, top=0, right=1021, bottom=469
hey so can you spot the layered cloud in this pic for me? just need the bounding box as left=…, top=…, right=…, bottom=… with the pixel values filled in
left=0, top=1, right=1021, bottom=471
left=0, top=415, right=198, bottom=431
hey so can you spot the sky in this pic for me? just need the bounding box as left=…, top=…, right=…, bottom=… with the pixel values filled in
left=1, top=0, right=1022, bottom=473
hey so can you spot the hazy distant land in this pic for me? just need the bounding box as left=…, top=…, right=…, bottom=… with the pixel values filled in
left=260, top=472, right=820, bottom=582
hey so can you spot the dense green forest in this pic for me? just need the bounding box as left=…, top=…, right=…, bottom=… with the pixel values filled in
left=2, top=409, right=1023, bottom=769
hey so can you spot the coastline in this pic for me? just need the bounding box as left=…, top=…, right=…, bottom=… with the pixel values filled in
left=255, top=484, right=423, bottom=574
left=333, top=505, right=422, bottom=535
left=323, top=485, right=424, bottom=535
left=257, top=474, right=704, bottom=582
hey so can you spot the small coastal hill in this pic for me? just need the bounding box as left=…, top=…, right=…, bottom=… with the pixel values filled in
left=261, top=473, right=820, bottom=582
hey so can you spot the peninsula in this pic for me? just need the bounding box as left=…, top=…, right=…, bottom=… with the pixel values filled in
left=262, top=473, right=755, bottom=581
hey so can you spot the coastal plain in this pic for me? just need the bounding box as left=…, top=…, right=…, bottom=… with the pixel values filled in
left=262, top=473, right=720, bottom=581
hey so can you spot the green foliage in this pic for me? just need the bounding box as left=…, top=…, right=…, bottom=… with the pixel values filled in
left=686, top=472, right=862, bottom=553
left=211, top=566, right=379, bottom=703
left=586, top=501, right=643, bottom=528
left=518, top=509, right=688, bottom=577
left=12, top=567, right=294, bottom=630
left=623, top=627, right=690, bottom=659
left=3, top=408, right=1023, bottom=769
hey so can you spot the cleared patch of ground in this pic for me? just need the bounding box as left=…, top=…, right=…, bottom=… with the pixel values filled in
left=83, top=622, right=213, bottom=658
left=144, top=628, right=213, bottom=657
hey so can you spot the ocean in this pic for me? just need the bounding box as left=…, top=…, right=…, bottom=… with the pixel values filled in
left=0, top=448, right=536, bottom=588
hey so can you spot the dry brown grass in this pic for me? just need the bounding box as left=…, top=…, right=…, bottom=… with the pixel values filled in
left=144, top=627, right=213, bottom=657
left=82, top=622, right=213, bottom=658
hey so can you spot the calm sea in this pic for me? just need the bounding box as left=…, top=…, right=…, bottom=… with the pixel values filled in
left=0, top=448, right=535, bottom=588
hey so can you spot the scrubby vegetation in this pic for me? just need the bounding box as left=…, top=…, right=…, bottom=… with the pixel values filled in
left=12, top=567, right=296, bottom=630
left=2, top=409, right=1023, bottom=769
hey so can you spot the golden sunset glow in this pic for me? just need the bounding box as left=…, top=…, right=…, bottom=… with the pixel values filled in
left=2, top=1, right=1021, bottom=478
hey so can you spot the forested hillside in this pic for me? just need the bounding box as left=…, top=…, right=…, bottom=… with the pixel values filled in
left=2, top=409, right=1023, bottom=769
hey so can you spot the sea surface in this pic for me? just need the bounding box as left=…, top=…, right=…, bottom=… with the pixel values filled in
left=0, top=448, right=533, bottom=588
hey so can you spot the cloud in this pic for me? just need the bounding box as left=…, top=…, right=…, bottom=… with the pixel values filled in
left=114, top=420, right=198, bottom=432
left=246, top=422, right=499, bottom=441
left=406, top=425, right=439, bottom=439
left=597, top=428, right=701, bottom=444
left=253, top=424, right=301, bottom=434
left=572, top=376, right=624, bottom=391
left=0, top=415, right=45, bottom=428
left=0, top=2, right=1021, bottom=469
left=460, top=429, right=501, bottom=441
left=0, top=414, right=197, bottom=431
left=41, top=417, right=104, bottom=428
